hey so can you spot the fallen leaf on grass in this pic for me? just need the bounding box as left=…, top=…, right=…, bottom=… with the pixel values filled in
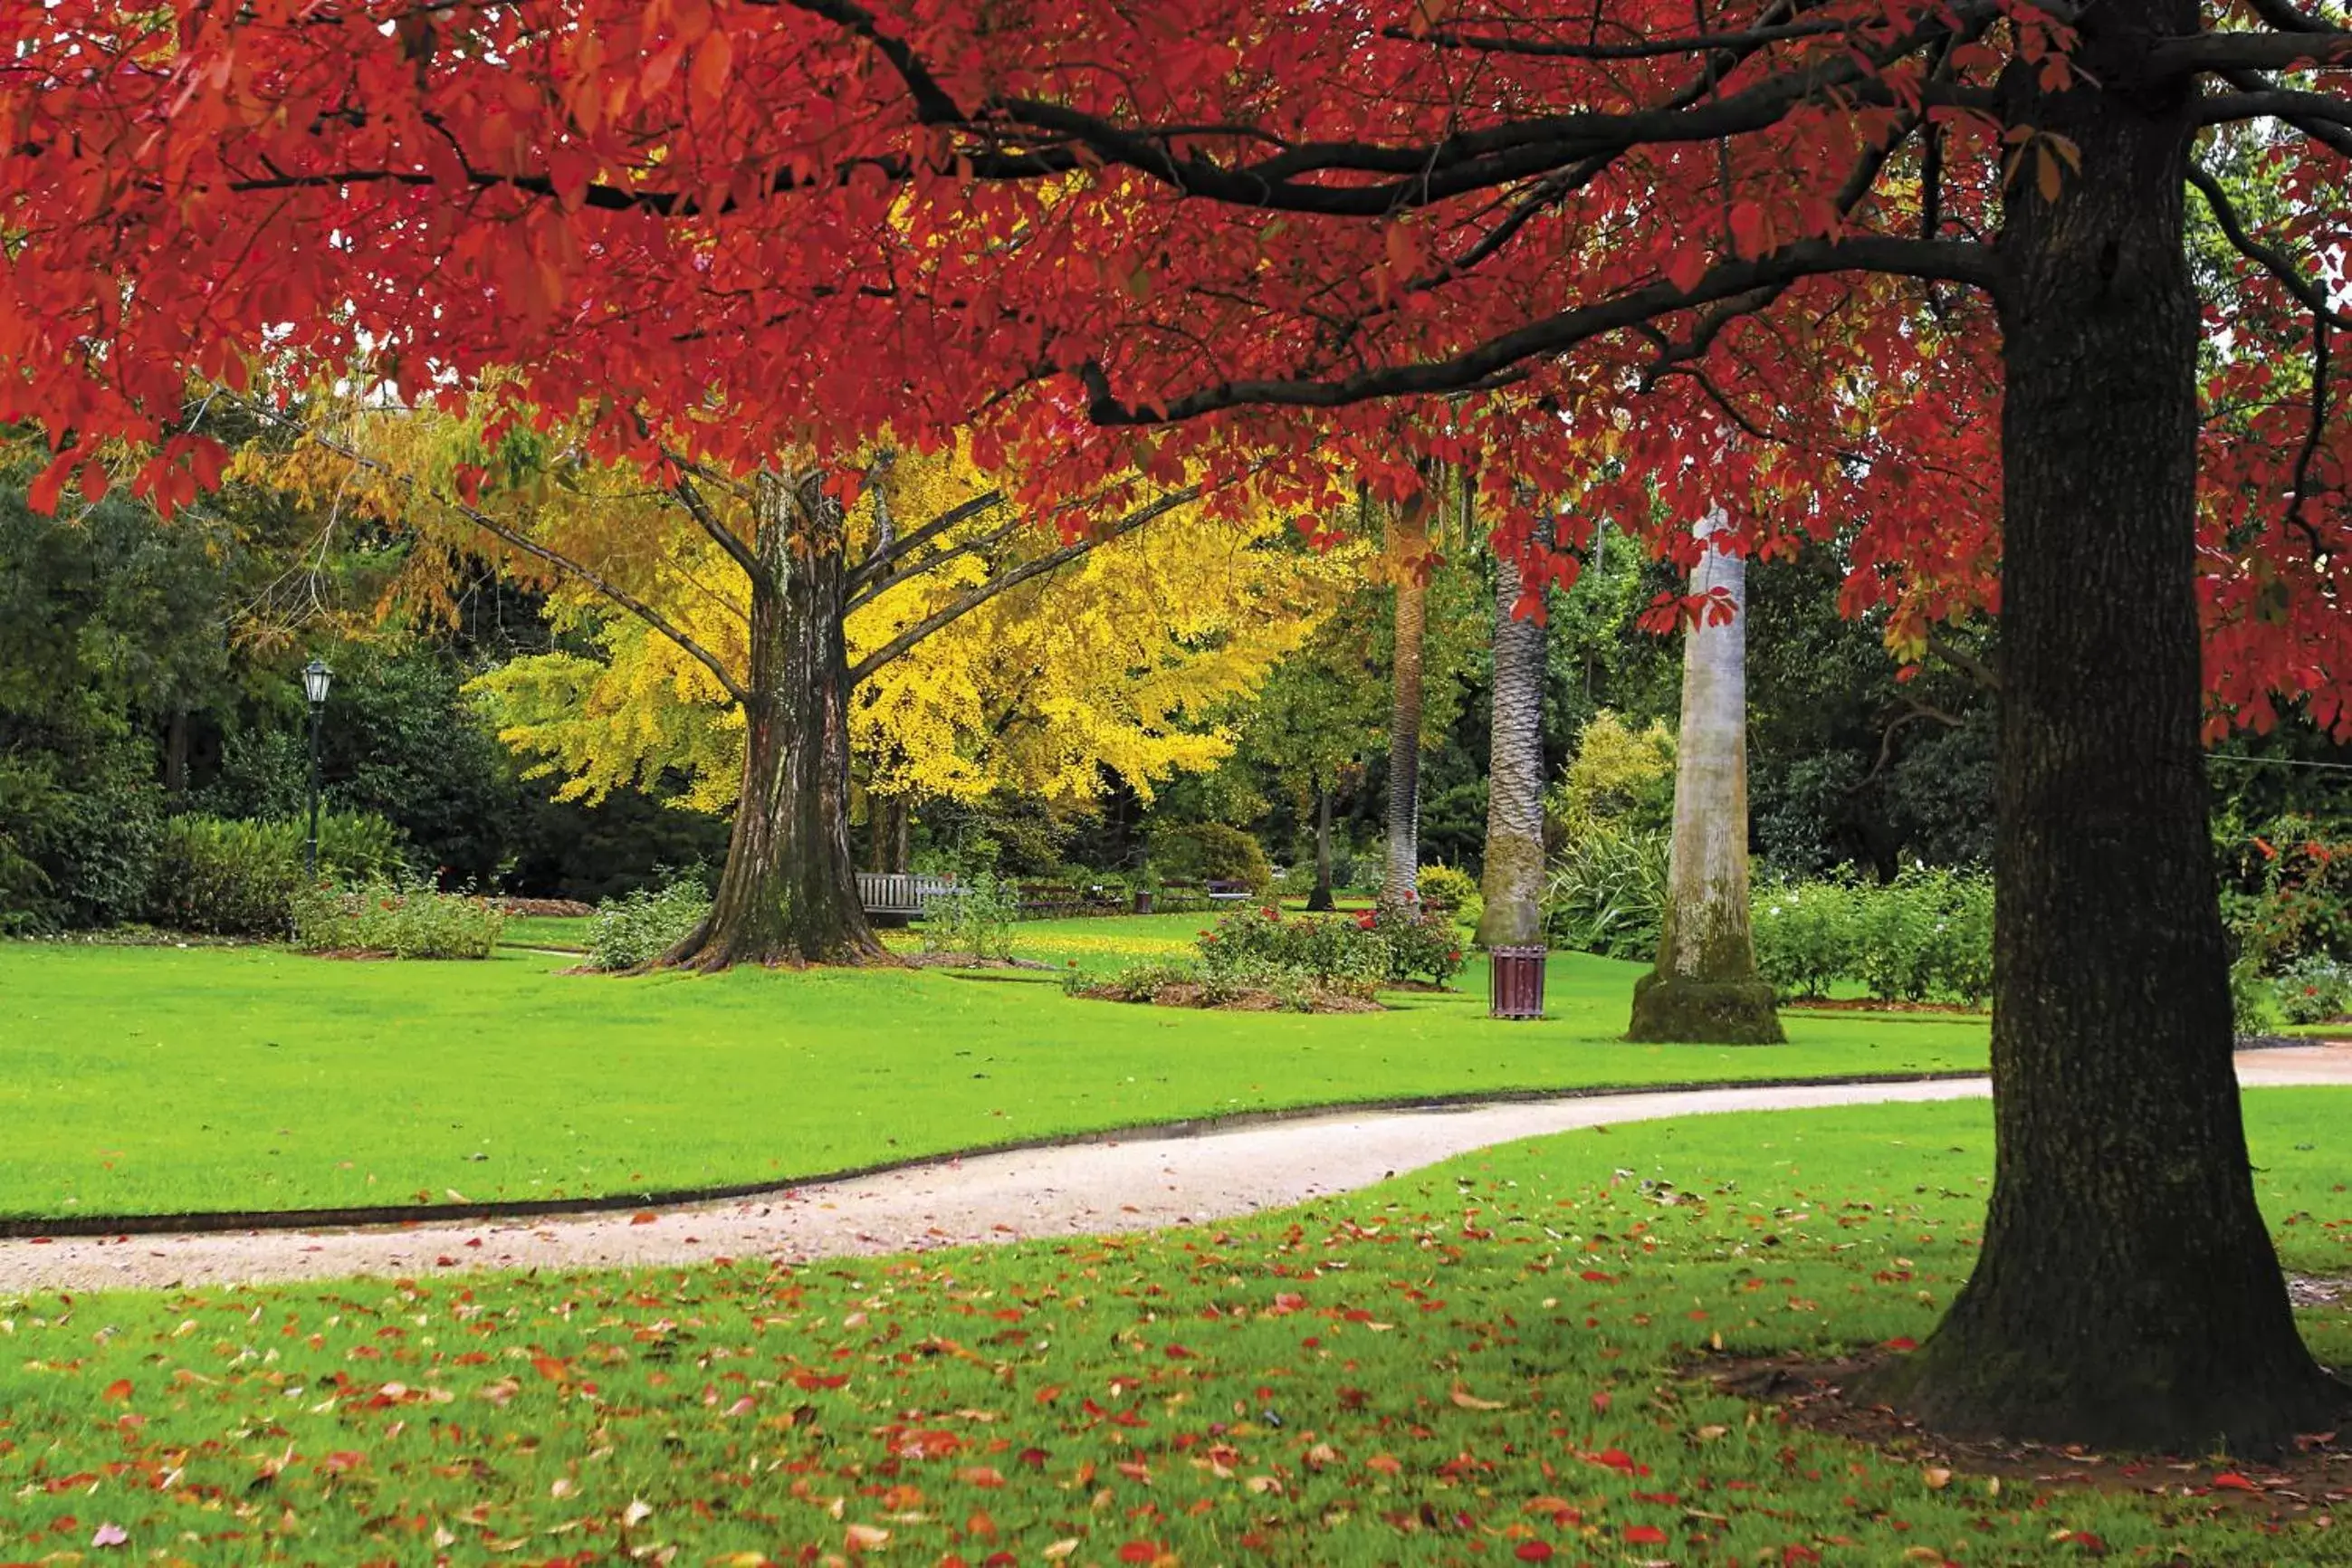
left=1449, top=1381, right=1508, bottom=1410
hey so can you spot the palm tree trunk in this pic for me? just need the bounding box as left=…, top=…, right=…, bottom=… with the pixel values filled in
left=1627, top=509, right=1781, bottom=1042
left=1476, top=546, right=1546, bottom=946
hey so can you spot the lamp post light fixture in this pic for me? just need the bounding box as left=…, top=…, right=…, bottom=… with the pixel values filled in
left=301, top=658, right=333, bottom=880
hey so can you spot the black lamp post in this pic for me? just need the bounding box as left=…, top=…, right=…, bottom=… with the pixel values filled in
left=301, top=658, right=333, bottom=879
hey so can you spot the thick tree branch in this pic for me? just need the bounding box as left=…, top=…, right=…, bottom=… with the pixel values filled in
left=2150, top=30, right=2352, bottom=72
left=849, top=513, right=1028, bottom=609
left=1381, top=19, right=1853, bottom=59
left=847, top=486, right=1202, bottom=682
left=843, top=487, right=1009, bottom=595
left=1077, top=237, right=1998, bottom=425
left=2288, top=316, right=2334, bottom=553
left=2186, top=164, right=2352, bottom=328
left=669, top=470, right=769, bottom=586
left=1926, top=629, right=1999, bottom=691
left=227, top=394, right=754, bottom=706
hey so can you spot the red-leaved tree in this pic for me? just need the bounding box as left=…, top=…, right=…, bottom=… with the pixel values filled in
left=4, top=0, right=2349, bottom=1448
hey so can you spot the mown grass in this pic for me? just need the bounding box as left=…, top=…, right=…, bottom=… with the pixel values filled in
left=1, top=1091, right=2342, bottom=1566
left=0, top=929, right=1986, bottom=1220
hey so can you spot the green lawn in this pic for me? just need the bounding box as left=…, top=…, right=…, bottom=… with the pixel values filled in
left=0, top=922, right=1987, bottom=1220
left=2, top=1091, right=2341, bottom=1566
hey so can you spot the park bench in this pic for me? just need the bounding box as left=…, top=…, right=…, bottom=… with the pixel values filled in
left=1204, top=879, right=1254, bottom=903
left=857, top=872, right=957, bottom=926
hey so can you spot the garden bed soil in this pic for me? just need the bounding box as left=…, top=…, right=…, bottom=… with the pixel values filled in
left=492, top=897, right=596, bottom=917
left=904, top=952, right=1056, bottom=971
left=1702, top=1343, right=2351, bottom=1528
left=1075, top=982, right=1385, bottom=1014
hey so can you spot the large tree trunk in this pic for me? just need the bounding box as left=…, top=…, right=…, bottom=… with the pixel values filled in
left=1382, top=500, right=1429, bottom=902
left=1627, top=510, right=1783, bottom=1043
left=1306, top=779, right=1335, bottom=912
left=664, top=472, right=890, bottom=970
left=1476, top=545, right=1547, bottom=946
left=1874, top=19, right=2343, bottom=1450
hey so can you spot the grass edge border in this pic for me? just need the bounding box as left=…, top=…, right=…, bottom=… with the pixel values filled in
left=0, top=1069, right=1993, bottom=1242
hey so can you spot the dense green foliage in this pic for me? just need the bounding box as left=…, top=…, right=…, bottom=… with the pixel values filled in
left=288, top=880, right=506, bottom=959
left=0, top=931, right=1987, bottom=1218
left=1149, top=820, right=1276, bottom=891
left=1, top=1094, right=2341, bottom=1566
left=150, top=811, right=408, bottom=935
left=584, top=877, right=712, bottom=971
left=921, top=871, right=1020, bottom=960
left=1544, top=827, right=1670, bottom=960
left=1750, top=870, right=1996, bottom=1006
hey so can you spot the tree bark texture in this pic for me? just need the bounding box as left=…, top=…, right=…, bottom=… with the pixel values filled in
left=1307, top=780, right=1335, bottom=912
left=1628, top=510, right=1783, bottom=1043
left=1876, top=13, right=2344, bottom=1449
left=663, top=472, right=891, bottom=970
left=1477, top=547, right=1548, bottom=946
left=1383, top=504, right=1429, bottom=903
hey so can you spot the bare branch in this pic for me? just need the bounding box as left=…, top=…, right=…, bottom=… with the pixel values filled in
left=2186, top=164, right=2352, bottom=329
left=2288, top=315, right=2333, bottom=554
left=2151, top=29, right=2352, bottom=72
left=847, top=486, right=1202, bottom=682
left=669, top=470, right=767, bottom=584
left=1077, top=237, right=1999, bottom=425
left=844, top=486, right=1009, bottom=595
left=1926, top=629, right=1999, bottom=691
left=1382, top=18, right=1852, bottom=60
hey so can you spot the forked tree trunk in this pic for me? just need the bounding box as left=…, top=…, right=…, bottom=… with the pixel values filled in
left=1382, top=500, right=1430, bottom=902
left=1627, top=510, right=1783, bottom=1043
left=1307, top=779, right=1335, bottom=912
left=663, top=473, right=889, bottom=970
left=1476, top=546, right=1547, bottom=946
left=1873, top=19, right=2344, bottom=1449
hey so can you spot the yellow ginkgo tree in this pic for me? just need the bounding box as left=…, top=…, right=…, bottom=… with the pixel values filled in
left=249, top=397, right=1349, bottom=969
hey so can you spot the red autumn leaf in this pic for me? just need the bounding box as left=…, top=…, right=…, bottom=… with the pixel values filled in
left=2211, top=1472, right=2260, bottom=1491
left=1515, top=1544, right=1554, bottom=1563
left=1624, top=1524, right=1669, bottom=1544
left=101, top=1381, right=132, bottom=1404
left=531, top=1356, right=570, bottom=1382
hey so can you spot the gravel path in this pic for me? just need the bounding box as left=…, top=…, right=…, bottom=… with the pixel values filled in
left=6, top=1046, right=2347, bottom=1295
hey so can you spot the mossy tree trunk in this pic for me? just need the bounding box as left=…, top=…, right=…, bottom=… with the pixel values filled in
left=1627, top=510, right=1783, bottom=1043
left=1476, top=544, right=1547, bottom=946
left=1382, top=499, right=1429, bottom=903
left=663, top=472, right=890, bottom=970
left=1868, top=15, right=2345, bottom=1449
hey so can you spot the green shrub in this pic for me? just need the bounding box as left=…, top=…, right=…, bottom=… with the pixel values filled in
left=1415, top=861, right=1480, bottom=916
left=1750, top=868, right=1993, bottom=1006
left=585, top=879, right=712, bottom=971
left=1543, top=827, right=1669, bottom=960
left=923, top=872, right=1019, bottom=961
left=1750, top=875, right=1860, bottom=999
left=1071, top=953, right=1372, bottom=1012
left=1373, top=899, right=1468, bottom=984
left=1198, top=903, right=1388, bottom=987
left=289, top=880, right=504, bottom=959
left=1149, top=822, right=1275, bottom=893
left=2273, top=952, right=2352, bottom=1026
left=1549, top=711, right=1676, bottom=840
left=149, top=812, right=407, bottom=935
left=0, top=733, right=163, bottom=932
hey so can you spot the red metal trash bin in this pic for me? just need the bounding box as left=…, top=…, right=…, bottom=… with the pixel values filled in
left=1489, top=945, right=1548, bottom=1020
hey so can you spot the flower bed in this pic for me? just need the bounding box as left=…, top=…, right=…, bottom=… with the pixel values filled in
left=1074, top=902, right=1464, bottom=1012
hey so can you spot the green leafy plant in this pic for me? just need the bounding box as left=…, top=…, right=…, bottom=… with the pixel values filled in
left=1197, top=903, right=1388, bottom=987
left=1148, top=821, right=1275, bottom=893
left=2272, top=952, right=2352, bottom=1026
left=289, top=880, right=505, bottom=959
left=1750, top=868, right=1993, bottom=1006
left=923, top=870, right=1019, bottom=961
left=149, top=812, right=407, bottom=935
left=1543, top=826, right=1670, bottom=960
left=585, top=877, right=712, bottom=970
left=1371, top=898, right=1468, bottom=984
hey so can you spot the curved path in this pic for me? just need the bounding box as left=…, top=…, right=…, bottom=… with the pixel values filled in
left=5, top=1045, right=2347, bottom=1295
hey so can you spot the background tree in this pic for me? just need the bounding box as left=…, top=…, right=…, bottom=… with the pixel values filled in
left=1476, top=529, right=1551, bottom=946
left=1630, top=512, right=1784, bottom=1043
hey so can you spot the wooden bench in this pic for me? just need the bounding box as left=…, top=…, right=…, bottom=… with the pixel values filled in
left=858, top=872, right=957, bottom=925
left=1016, top=883, right=1123, bottom=919
left=1204, top=879, right=1255, bottom=903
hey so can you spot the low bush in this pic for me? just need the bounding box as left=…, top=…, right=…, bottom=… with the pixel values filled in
left=149, top=812, right=408, bottom=935
left=1372, top=898, right=1468, bottom=985
left=1199, top=904, right=1387, bottom=987
left=1067, top=954, right=1375, bottom=1013
left=2272, top=952, right=2352, bottom=1026
left=1752, top=868, right=1993, bottom=1006
left=1413, top=862, right=1483, bottom=932
left=585, top=878, right=712, bottom=970
left=289, top=880, right=504, bottom=959
left=1543, top=827, right=1669, bottom=960
left=923, top=871, right=1019, bottom=961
